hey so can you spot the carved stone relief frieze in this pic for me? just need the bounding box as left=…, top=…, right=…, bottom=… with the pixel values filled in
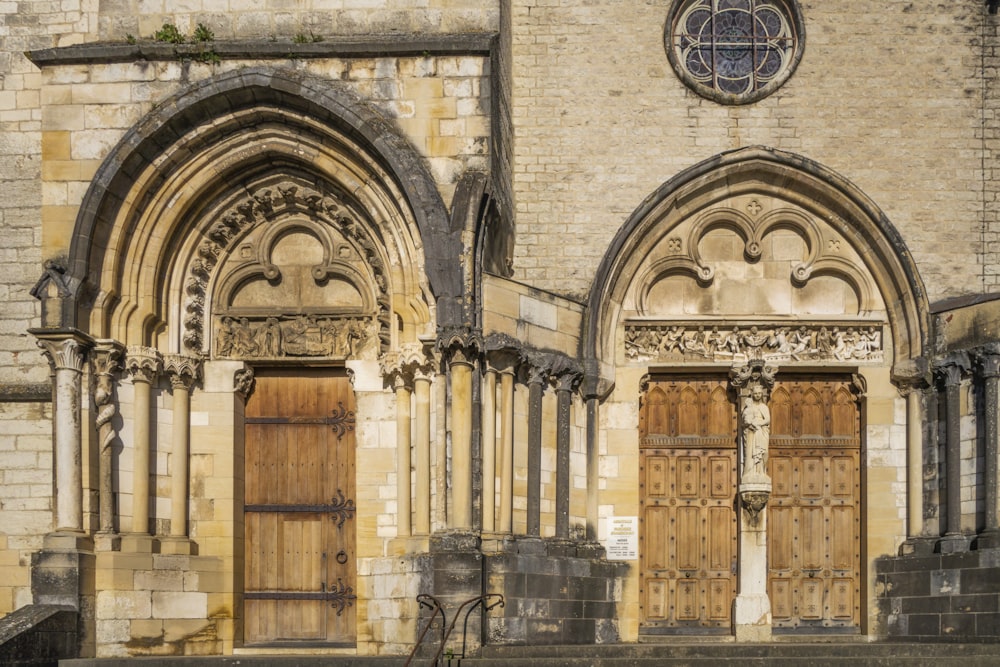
left=183, top=181, right=391, bottom=358
left=625, top=321, right=885, bottom=364
left=215, top=315, right=375, bottom=360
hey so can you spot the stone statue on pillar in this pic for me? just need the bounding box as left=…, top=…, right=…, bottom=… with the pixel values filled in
left=742, top=384, right=770, bottom=481
left=730, top=360, right=776, bottom=642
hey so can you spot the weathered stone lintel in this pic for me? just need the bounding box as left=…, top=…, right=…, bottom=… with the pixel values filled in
left=26, top=33, right=496, bottom=67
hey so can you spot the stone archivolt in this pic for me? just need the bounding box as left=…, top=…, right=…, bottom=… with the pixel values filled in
left=625, top=321, right=885, bottom=364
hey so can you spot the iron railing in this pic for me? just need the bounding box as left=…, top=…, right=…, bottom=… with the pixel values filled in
left=404, top=593, right=505, bottom=667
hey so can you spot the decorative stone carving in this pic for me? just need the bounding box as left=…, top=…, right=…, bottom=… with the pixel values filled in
left=215, top=315, right=374, bottom=360
left=92, top=341, right=125, bottom=534
left=625, top=321, right=884, bottom=364
left=163, top=354, right=201, bottom=390
left=742, top=384, right=771, bottom=479
left=30, top=260, right=75, bottom=328
left=183, top=181, right=391, bottom=356
left=731, top=361, right=776, bottom=523
left=234, top=367, right=255, bottom=399
left=124, top=346, right=161, bottom=384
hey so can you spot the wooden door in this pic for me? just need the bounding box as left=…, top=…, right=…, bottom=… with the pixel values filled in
left=767, top=375, right=861, bottom=633
left=640, top=376, right=737, bottom=634
left=244, top=369, right=357, bottom=645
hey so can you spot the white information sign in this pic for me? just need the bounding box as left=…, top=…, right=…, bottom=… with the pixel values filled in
left=604, top=516, right=638, bottom=561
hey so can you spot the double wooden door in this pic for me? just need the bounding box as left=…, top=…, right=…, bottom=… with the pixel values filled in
left=244, top=369, right=357, bottom=645
left=639, top=374, right=861, bottom=635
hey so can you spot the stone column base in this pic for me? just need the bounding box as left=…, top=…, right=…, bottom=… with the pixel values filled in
left=938, top=533, right=971, bottom=554
left=734, top=594, right=772, bottom=642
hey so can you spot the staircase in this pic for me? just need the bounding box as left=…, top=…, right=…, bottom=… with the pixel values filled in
left=63, top=642, right=1000, bottom=667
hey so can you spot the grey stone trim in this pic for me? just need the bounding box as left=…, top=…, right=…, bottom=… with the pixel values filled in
left=26, top=33, right=495, bottom=67
left=0, top=382, right=51, bottom=402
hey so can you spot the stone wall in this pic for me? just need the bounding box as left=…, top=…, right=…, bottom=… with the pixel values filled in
left=0, top=400, right=53, bottom=616
left=484, top=537, right=626, bottom=646
left=509, top=0, right=986, bottom=303
left=877, top=549, right=1000, bottom=640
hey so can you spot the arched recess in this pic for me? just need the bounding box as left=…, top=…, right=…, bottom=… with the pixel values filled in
left=62, top=66, right=456, bottom=349
left=584, top=146, right=930, bottom=393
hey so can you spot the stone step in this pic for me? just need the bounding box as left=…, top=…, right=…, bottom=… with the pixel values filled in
left=62, top=643, right=1000, bottom=667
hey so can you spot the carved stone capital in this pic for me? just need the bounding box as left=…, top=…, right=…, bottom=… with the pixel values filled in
left=438, top=327, right=483, bottom=367
left=933, top=353, right=970, bottom=388
left=729, top=360, right=777, bottom=397
left=975, top=344, right=1000, bottom=379
left=125, top=346, right=162, bottom=385
left=91, top=340, right=126, bottom=378
left=163, top=354, right=201, bottom=390
left=30, top=329, right=94, bottom=373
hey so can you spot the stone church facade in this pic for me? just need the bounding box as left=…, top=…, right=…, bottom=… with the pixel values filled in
left=2, top=0, right=1000, bottom=658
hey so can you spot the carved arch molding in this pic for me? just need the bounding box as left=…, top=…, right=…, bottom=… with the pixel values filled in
left=621, top=193, right=889, bottom=367
left=182, top=176, right=391, bottom=361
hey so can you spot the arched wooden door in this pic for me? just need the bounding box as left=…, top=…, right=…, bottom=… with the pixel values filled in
left=640, top=375, right=738, bottom=634
left=243, top=368, right=357, bottom=646
left=767, top=374, right=862, bottom=633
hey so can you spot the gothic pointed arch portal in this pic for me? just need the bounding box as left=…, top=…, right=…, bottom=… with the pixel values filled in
left=586, top=147, right=929, bottom=638
left=61, top=68, right=450, bottom=648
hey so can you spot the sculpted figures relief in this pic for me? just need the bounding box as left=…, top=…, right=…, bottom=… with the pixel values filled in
left=215, top=315, right=374, bottom=359
left=625, top=322, right=884, bottom=364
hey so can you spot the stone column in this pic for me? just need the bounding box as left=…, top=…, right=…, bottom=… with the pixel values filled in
left=585, top=395, right=600, bottom=541
left=441, top=331, right=480, bottom=531
left=163, top=354, right=200, bottom=554
left=123, top=347, right=160, bottom=546
left=526, top=364, right=546, bottom=537
left=935, top=355, right=971, bottom=553
left=482, top=366, right=498, bottom=532
left=893, top=358, right=933, bottom=554
left=731, top=362, right=776, bottom=642
left=414, top=366, right=433, bottom=535
left=32, top=330, right=94, bottom=536
left=978, top=347, right=1000, bottom=549
left=91, top=340, right=125, bottom=542
left=498, top=365, right=516, bottom=534
left=554, top=371, right=578, bottom=540
left=392, top=366, right=413, bottom=537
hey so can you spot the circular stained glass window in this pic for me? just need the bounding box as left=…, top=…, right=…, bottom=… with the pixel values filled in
left=666, top=0, right=804, bottom=104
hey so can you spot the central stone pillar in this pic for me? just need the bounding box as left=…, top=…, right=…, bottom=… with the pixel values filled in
left=91, top=340, right=125, bottom=547
left=731, top=362, right=776, bottom=642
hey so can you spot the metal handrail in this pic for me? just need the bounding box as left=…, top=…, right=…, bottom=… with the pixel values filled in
left=404, top=594, right=446, bottom=667
left=457, top=594, right=504, bottom=665
left=404, top=593, right=505, bottom=667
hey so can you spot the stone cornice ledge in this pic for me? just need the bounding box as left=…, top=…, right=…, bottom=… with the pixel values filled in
left=27, top=33, right=497, bottom=67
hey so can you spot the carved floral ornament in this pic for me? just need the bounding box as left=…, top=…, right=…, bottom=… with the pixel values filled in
left=182, top=181, right=391, bottom=360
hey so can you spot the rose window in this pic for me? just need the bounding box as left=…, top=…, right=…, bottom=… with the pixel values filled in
left=666, top=0, right=804, bottom=104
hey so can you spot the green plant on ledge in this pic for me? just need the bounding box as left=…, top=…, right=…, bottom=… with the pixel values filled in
left=153, top=22, right=185, bottom=44
left=192, top=22, right=214, bottom=42
left=293, top=31, right=323, bottom=44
